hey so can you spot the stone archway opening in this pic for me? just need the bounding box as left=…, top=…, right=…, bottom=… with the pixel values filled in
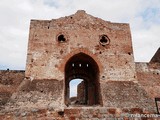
left=69, top=78, right=86, bottom=105
left=65, top=53, right=101, bottom=106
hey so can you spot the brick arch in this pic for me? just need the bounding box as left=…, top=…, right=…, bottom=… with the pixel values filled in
left=64, top=50, right=102, bottom=106
left=59, top=48, right=103, bottom=73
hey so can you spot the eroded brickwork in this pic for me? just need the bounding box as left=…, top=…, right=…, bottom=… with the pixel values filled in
left=0, top=10, right=160, bottom=119
left=0, top=70, right=24, bottom=107
left=136, top=62, right=160, bottom=99
left=26, top=10, right=136, bottom=82
left=23, top=10, right=138, bottom=109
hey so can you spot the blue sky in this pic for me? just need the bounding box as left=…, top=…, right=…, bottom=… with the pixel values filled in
left=141, top=8, right=160, bottom=24
left=0, top=0, right=160, bottom=70
left=70, top=79, right=83, bottom=97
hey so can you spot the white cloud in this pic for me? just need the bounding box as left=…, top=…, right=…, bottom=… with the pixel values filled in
left=0, top=0, right=160, bottom=69
left=132, top=24, right=160, bottom=62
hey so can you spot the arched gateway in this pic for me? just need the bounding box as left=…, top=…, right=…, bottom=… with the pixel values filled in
left=65, top=53, right=101, bottom=106
left=22, top=11, right=156, bottom=118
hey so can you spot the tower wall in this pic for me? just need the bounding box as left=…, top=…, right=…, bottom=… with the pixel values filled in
left=21, top=11, right=154, bottom=110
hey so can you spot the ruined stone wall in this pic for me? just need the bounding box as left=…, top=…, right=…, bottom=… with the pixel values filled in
left=25, top=10, right=136, bottom=82
left=24, top=10, right=138, bottom=108
left=135, top=62, right=160, bottom=114
left=0, top=70, right=25, bottom=106
left=0, top=11, right=159, bottom=118
left=136, top=62, right=160, bottom=99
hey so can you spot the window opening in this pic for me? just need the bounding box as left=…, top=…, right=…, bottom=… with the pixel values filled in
left=57, top=34, right=66, bottom=42
left=99, top=35, right=110, bottom=46
left=86, top=64, right=89, bottom=67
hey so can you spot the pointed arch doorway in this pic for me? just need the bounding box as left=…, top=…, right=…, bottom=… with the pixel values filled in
left=65, top=53, right=101, bottom=106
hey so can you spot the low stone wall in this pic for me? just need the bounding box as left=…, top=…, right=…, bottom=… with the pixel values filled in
left=135, top=63, right=160, bottom=99
left=0, top=70, right=25, bottom=86
left=101, top=81, right=155, bottom=112
left=135, top=62, right=160, bottom=73
left=0, top=70, right=25, bottom=107
left=0, top=79, right=64, bottom=113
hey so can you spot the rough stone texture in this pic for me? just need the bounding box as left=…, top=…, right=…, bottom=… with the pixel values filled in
left=101, top=81, right=155, bottom=111
left=0, top=107, right=159, bottom=120
left=0, top=10, right=160, bottom=119
left=135, top=50, right=160, bottom=116
left=24, top=10, right=137, bottom=109
left=0, top=70, right=24, bottom=87
left=136, top=62, right=160, bottom=99
left=25, top=10, right=136, bottom=82
left=0, top=70, right=24, bottom=107
left=77, top=81, right=85, bottom=104
left=1, top=79, right=64, bottom=112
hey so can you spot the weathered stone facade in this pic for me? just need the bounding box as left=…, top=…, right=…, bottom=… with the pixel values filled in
left=0, top=10, right=160, bottom=119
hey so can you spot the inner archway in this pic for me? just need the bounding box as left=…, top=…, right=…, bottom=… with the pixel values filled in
left=65, top=52, right=101, bottom=106
left=69, top=78, right=87, bottom=105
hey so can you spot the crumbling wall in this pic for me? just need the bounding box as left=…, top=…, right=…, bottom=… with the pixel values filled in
left=25, top=10, right=136, bottom=82
left=136, top=62, right=160, bottom=99
left=0, top=11, right=159, bottom=118
left=101, top=81, right=155, bottom=111
left=0, top=70, right=24, bottom=86
left=1, top=79, right=64, bottom=113
left=0, top=70, right=25, bottom=107
left=24, top=10, right=137, bottom=108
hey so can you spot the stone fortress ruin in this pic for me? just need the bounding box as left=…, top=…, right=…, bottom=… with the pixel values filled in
left=0, top=10, right=160, bottom=119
